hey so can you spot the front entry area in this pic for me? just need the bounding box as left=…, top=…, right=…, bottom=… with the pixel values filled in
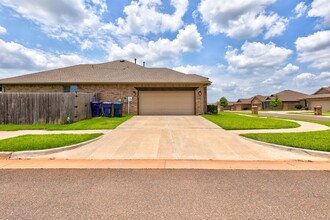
left=138, top=90, right=195, bottom=115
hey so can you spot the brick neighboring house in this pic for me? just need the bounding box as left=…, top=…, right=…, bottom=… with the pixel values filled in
left=233, top=97, right=254, bottom=110
left=233, top=90, right=307, bottom=111
left=303, top=87, right=330, bottom=111
left=263, top=90, right=307, bottom=110
left=0, top=60, right=211, bottom=115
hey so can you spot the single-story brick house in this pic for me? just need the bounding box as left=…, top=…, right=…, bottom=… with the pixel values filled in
left=233, top=97, right=254, bottom=110
left=302, top=87, right=330, bottom=111
left=0, top=60, right=211, bottom=115
left=233, top=90, right=307, bottom=111
left=263, top=90, right=307, bottom=110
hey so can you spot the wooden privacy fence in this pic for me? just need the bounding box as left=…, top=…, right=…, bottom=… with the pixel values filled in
left=0, top=93, right=98, bottom=124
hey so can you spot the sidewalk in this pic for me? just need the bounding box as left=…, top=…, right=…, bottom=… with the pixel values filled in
left=230, top=119, right=329, bottom=134
left=0, top=159, right=329, bottom=170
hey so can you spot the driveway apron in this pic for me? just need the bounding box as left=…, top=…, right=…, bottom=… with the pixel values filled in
left=32, top=116, right=329, bottom=161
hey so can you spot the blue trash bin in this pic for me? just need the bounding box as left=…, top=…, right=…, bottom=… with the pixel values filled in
left=91, top=101, right=102, bottom=117
left=113, top=102, right=123, bottom=117
left=102, top=102, right=113, bottom=117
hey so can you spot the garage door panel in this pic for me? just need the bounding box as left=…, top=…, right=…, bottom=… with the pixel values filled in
left=310, top=100, right=330, bottom=111
left=139, top=91, right=195, bottom=115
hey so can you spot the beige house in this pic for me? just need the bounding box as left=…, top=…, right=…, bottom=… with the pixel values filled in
left=303, top=87, right=330, bottom=111
left=0, top=60, right=211, bottom=115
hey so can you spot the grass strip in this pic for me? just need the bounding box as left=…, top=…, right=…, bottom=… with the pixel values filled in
left=0, top=133, right=102, bottom=151
left=241, top=130, right=330, bottom=152
left=0, top=115, right=132, bottom=131
left=203, top=112, right=299, bottom=130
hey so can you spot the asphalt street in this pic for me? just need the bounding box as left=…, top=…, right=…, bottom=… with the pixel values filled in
left=0, top=169, right=329, bottom=219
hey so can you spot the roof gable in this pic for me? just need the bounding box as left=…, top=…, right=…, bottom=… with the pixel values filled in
left=272, top=89, right=307, bottom=102
left=313, top=87, right=330, bottom=95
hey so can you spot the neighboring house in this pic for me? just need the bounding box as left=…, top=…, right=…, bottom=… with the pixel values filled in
left=215, top=101, right=235, bottom=111
left=263, top=90, right=307, bottom=110
left=303, top=87, right=330, bottom=111
left=233, top=97, right=254, bottom=110
left=0, top=60, right=211, bottom=115
left=251, top=95, right=269, bottom=110
left=233, top=90, right=307, bottom=111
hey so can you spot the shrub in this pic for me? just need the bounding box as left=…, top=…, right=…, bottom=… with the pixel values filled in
left=207, top=105, right=218, bottom=114
left=295, top=104, right=303, bottom=110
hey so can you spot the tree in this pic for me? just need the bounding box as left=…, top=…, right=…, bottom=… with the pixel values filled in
left=270, top=95, right=282, bottom=108
left=219, top=96, right=228, bottom=107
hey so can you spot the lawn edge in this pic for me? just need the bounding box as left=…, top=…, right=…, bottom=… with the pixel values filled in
left=9, top=134, right=104, bottom=159
left=240, top=136, right=330, bottom=158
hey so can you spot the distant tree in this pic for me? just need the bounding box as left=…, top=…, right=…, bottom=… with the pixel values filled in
left=270, top=95, right=282, bottom=108
left=219, top=97, right=228, bottom=107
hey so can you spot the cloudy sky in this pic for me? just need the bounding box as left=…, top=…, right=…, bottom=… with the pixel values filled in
left=0, top=0, right=329, bottom=102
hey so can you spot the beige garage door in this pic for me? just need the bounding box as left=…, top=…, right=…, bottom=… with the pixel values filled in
left=139, top=91, right=195, bottom=115
left=310, top=100, right=330, bottom=111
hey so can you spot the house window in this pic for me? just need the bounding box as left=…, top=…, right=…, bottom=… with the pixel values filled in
left=264, top=102, right=270, bottom=108
left=0, top=85, right=3, bottom=93
left=64, top=85, right=78, bottom=93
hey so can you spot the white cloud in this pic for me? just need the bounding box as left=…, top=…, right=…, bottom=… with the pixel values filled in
left=0, top=26, right=6, bottom=34
left=0, top=0, right=103, bottom=33
left=295, top=30, right=330, bottom=69
left=174, top=65, right=214, bottom=76
left=108, top=24, right=202, bottom=66
left=0, top=0, right=112, bottom=50
left=116, top=0, right=188, bottom=35
left=294, top=72, right=330, bottom=86
left=225, top=41, right=292, bottom=74
left=308, top=0, right=330, bottom=27
left=0, top=39, right=88, bottom=72
left=293, top=2, right=308, bottom=18
left=262, top=63, right=299, bottom=85
left=198, top=0, right=288, bottom=39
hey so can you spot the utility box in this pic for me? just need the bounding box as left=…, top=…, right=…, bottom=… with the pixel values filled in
left=314, top=106, right=322, bottom=115
left=102, top=102, right=113, bottom=117
left=251, top=106, right=259, bottom=114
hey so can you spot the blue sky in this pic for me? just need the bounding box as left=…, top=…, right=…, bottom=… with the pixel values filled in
left=0, top=0, right=329, bottom=102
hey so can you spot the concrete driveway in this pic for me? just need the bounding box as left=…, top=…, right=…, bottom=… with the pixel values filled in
left=33, top=116, right=329, bottom=161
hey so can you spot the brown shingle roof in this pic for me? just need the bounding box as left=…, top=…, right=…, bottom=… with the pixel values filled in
left=270, top=90, right=307, bottom=102
left=0, top=60, right=210, bottom=84
left=254, top=95, right=269, bottom=102
left=303, top=94, right=330, bottom=99
left=235, top=97, right=254, bottom=104
left=313, top=87, right=330, bottom=95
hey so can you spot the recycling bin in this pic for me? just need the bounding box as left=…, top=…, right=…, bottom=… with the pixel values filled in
left=103, top=102, right=113, bottom=117
left=113, top=102, right=123, bottom=117
left=91, top=101, right=102, bottom=117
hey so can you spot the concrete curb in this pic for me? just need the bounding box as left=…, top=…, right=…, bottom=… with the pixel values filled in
left=241, top=136, right=330, bottom=158
left=10, top=135, right=104, bottom=159
left=0, top=152, right=12, bottom=159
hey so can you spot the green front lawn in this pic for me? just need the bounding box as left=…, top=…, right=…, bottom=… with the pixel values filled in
left=203, top=112, right=299, bottom=130
left=241, top=130, right=330, bottom=152
left=0, top=133, right=102, bottom=151
left=0, top=115, right=132, bottom=131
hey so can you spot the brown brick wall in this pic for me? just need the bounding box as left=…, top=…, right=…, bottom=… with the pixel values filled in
left=5, top=83, right=207, bottom=115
